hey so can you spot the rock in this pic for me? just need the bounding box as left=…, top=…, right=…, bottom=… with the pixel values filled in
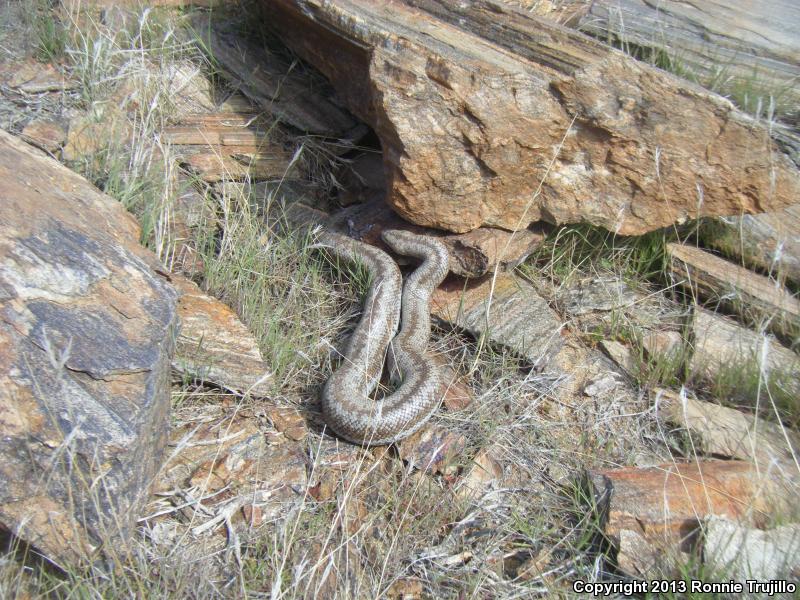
left=156, top=413, right=307, bottom=515
left=179, top=150, right=295, bottom=183
left=707, top=204, right=800, bottom=285
left=62, top=115, right=107, bottom=162
left=558, top=278, right=637, bottom=315
left=266, top=406, right=308, bottom=441
left=260, top=0, right=799, bottom=236
left=690, top=307, right=798, bottom=395
left=589, top=460, right=796, bottom=578
left=583, top=372, right=622, bottom=397
left=191, top=15, right=357, bottom=136
left=20, top=118, right=67, bottom=153
left=641, top=329, right=683, bottom=359
left=577, top=0, right=800, bottom=121
left=441, top=226, right=546, bottom=278
left=163, top=113, right=274, bottom=148
left=308, top=438, right=368, bottom=474
left=599, top=339, right=635, bottom=374
left=431, top=273, right=564, bottom=368
left=241, top=503, right=263, bottom=528
left=655, top=388, right=800, bottom=465
left=545, top=340, right=640, bottom=418
left=334, top=151, right=545, bottom=271
left=386, top=577, right=424, bottom=600
left=616, top=528, right=677, bottom=580
left=438, top=364, right=474, bottom=412
left=163, top=63, right=218, bottom=119
left=457, top=446, right=504, bottom=501
left=703, top=517, right=800, bottom=581
left=397, top=426, right=467, bottom=475
left=0, top=131, right=178, bottom=564
left=184, top=425, right=258, bottom=491
left=171, top=275, right=272, bottom=397
left=62, top=112, right=131, bottom=163
left=668, top=242, right=800, bottom=337
left=164, top=176, right=214, bottom=277
left=8, top=60, right=77, bottom=94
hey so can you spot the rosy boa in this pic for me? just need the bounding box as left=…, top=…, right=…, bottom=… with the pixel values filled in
left=315, top=229, right=450, bottom=445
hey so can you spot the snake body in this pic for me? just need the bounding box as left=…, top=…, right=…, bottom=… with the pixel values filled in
left=317, top=229, right=450, bottom=445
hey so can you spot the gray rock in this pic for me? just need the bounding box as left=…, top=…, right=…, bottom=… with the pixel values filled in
left=691, top=307, right=799, bottom=396
left=0, top=130, right=178, bottom=565
left=432, top=273, right=564, bottom=368
left=704, top=517, right=800, bottom=581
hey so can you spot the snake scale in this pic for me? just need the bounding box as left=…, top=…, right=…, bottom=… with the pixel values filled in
left=315, top=229, right=450, bottom=445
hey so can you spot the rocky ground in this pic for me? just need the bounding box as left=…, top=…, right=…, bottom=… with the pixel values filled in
left=0, top=1, right=798, bottom=598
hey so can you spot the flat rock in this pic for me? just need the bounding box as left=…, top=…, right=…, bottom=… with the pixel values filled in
left=456, top=446, right=504, bottom=501
left=641, top=329, right=684, bottom=359
left=8, top=60, right=77, bottom=93
left=192, top=15, right=357, bottom=136
left=437, top=363, right=474, bottom=412
left=160, top=416, right=307, bottom=494
left=708, top=204, right=800, bottom=285
left=153, top=411, right=308, bottom=526
left=578, top=0, right=800, bottom=118
left=396, top=426, right=467, bottom=474
left=262, top=0, right=799, bottom=236
left=20, top=118, right=67, bottom=153
left=590, top=460, right=796, bottom=578
left=690, top=307, right=798, bottom=395
left=703, top=517, right=800, bottom=581
left=655, top=388, right=800, bottom=465
left=266, top=405, right=308, bottom=441
left=599, top=339, right=635, bottom=374
left=0, top=131, right=178, bottom=564
left=431, top=272, right=564, bottom=368
left=163, top=62, right=218, bottom=119
left=62, top=112, right=131, bottom=163
left=178, top=149, right=295, bottom=183
left=441, top=226, right=546, bottom=278
left=557, top=277, right=637, bottom=315
left=163, top=114, right=274, bottom=148
left=172, top=275, right=272, bottom=397
left=164, top=176, right=214, bottom=277
left=668, top=242, right=800, bottom=337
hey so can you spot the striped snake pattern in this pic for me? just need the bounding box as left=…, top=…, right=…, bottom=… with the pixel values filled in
left=315, top=229, right=450, bottom=445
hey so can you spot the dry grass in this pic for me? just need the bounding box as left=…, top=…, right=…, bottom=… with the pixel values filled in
left=1, top=1, right=798, bottom=599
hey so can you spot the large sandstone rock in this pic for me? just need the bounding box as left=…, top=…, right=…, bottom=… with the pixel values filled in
left=260, top=0, right=799, bottom=235
left=0, top=130, right=178, bottom=564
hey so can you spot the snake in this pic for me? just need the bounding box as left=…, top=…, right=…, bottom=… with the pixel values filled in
left=314, top=229, right=450, bottom=445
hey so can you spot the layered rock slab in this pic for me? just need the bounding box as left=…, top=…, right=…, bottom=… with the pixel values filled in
left=260, top=0, right=799, bottom=235
left=589, top=460, right=796, bottom=578
left=0, top=131, right=178, bottom=564
left=172, top=275, right=272, bottom=397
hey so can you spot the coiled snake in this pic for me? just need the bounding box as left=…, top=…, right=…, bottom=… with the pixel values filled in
left=315, top=229, right=450, bottom=445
